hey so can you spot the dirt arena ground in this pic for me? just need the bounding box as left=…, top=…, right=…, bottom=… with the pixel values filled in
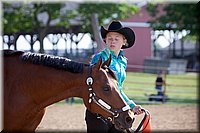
left=36, top=103, right=199, bottom=132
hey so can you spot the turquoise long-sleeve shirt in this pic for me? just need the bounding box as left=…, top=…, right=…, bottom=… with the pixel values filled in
left=91, top=46, right=136, bottom=109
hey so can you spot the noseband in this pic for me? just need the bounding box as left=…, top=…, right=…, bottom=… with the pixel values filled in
left=86, top=65, right=131, bottom=120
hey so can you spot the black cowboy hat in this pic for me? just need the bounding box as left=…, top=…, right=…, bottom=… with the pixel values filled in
left=101, top=20, right=135, bottom=49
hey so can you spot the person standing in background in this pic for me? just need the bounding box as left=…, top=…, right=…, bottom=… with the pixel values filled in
left=155, top=72, right=166, bottom=96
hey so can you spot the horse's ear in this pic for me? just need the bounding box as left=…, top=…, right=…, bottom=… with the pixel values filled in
left=95, top=56, right=103, bottom=70
left=102, top=54, right=111, bottom=67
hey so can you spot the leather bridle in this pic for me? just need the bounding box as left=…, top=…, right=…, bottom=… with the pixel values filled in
left=86, top=65, right=131, bottom=121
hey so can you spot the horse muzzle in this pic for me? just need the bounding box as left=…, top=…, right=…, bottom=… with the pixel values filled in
left=113, top=110, right=135, bottom=131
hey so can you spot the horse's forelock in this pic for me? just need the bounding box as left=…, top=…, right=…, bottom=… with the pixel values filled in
left=102, top=65, right=117, bottom=81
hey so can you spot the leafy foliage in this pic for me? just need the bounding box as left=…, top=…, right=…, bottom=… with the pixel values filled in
left=3, top=3, right=71, bottom=34
left=3, top=2, right=139, bottom=35
left=147, top=3, right=199, bottom=36
left=77, top=3, right=139, bottom=33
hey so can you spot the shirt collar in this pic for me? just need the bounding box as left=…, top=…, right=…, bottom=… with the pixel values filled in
left=104, top=46, right=124, bottom=58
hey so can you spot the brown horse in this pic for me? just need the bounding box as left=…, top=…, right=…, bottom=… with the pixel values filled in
left=3, top=50, right=134, bottom=132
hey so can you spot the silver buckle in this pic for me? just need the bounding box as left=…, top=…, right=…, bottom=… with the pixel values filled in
left=86, top=77, right=93, bottom=85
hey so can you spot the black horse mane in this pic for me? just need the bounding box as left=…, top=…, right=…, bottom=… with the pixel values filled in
left=4, top=50, right=117, bottom=78
left=21, top=51, right=87, bottom=73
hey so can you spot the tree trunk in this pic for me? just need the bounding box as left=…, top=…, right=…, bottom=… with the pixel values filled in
left=172, top=36, right=176, bottom=58
left=91, top=13, right=103, bottom=52
left=181, top=38, right=184, bottom=58
left=38, top=28, right=46, bottom=53
left=13, top=34, right=19, bottom=50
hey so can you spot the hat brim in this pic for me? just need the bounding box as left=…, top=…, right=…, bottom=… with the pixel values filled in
left=101, top=26, right=135, bottom=49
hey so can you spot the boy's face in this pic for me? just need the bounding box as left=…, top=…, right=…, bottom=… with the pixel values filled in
left=105, top=32, right=126, bottom=54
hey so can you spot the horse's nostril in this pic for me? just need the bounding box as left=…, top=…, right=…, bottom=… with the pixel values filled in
left=125, top=116, right=133, bottom=124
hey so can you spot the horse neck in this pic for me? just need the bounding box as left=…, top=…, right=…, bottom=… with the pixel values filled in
left=25, top=64, right=89, bottom=108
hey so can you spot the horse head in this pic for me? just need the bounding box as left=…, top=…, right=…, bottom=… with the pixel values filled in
left=83, top=55, right=135, bottom=131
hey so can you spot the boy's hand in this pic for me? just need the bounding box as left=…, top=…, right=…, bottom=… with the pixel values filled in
left=132, top=105, right=143, bottom=115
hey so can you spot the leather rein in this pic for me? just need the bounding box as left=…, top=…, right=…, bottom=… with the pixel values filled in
left=86, top=65, right=131, bottom=121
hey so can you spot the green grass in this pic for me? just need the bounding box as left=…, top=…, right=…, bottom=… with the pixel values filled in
left=57, top=98, right=84, bottom=104
left=123, top=72, right=199, bottom=104
left=57, top=72, right=199, bottom=105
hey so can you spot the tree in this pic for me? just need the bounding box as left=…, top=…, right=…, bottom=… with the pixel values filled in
left=147, top=3, right=199, bottom=36
left=76, top=3, right=138, bottom=32
left=3, top=3, right=71, bottom=52
left=3, top=2, right=139, bottom=52
left=3, top=3, right=66, bottom=33
left=147, top=2, right=199, bottom=59
left=76, top=3, right=139, bottom=51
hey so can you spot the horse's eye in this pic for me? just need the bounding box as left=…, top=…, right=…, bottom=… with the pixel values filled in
left=103, top=87, right=110, bottom=91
